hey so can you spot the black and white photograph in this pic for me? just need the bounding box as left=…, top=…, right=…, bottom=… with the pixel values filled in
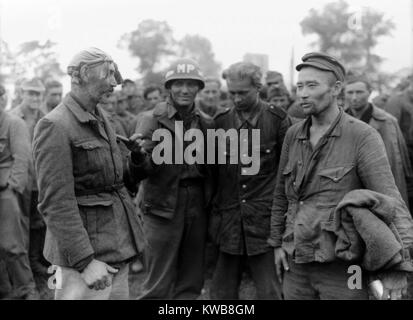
left=0, top=0, right=413, bottom=308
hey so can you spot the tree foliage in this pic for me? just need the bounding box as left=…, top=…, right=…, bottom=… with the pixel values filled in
left=119, top=19, right=222, bottom=83
left=300, top=0, right=395, bottom=74
left=0, top=40, right=64, bottom=83
left=178, top=34, right=221, bottom=78
left=119, top=19, right=176, bottom=75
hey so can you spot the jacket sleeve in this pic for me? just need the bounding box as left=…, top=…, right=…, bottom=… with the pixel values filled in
left=8, top=117, right=30, bottom=194
left=33, top=118, right=95, bottom=268
left=384, top=95, right=403, bottom=122
left=268, top=127, right=293, bottom=248
left=356, top=126, right=413, bottom=250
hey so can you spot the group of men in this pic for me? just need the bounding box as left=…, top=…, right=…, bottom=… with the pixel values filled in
left=1, top=46, right=413, bottom=300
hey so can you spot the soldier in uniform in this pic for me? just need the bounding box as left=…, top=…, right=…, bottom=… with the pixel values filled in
left=0, top=84, right=38, bottom=299
left=129, top=58, right=214, bottom=299
left=32, top=48, right=145, bottom=300
left=209, top=62, right=291, bottom=299
left=10, top=78, right=49, bottom=289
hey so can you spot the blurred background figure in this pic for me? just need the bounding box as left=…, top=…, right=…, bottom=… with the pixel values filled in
left=143, top=84, right=163, bottom=111
left=11, top=78, right=27, bottom=110
left=41, top=79, right=63, bottom=114
left=267, top=86, right=291, bottom=111
left=121, top=79, right=145, bottom=115
left=9, top=78, right=50, bottom=298
left=0, top=83, right=38, bottom=299
left=197, top=77, right=224, bottom=118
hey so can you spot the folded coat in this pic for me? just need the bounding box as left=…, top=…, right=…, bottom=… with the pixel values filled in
left=333, top=189, right=413, bottom=272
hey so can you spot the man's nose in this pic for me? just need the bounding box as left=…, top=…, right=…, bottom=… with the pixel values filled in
left=181, top=84, right=190, bottom=94
left=298, top=87, right=309, bottom=99
left=110, top=76, right=117, bottom=87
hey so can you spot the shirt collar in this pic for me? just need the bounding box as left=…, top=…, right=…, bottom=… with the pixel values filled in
left=234, top=99, right=263, bottom=129
left=297, top=107, right=344, bottom=140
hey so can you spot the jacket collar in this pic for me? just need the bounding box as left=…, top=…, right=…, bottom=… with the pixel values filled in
left=152, top=97, right=202, bottom=133
left=297, top=107, right=343, bottom=140
left=12, top=103, right=44, bottom=120
left=64, top=93, right=97, bottom=124
left=370, top=104, right=389, bottom=121
left=64, top=93, right=110, bottom=142
left=233, top=99, right=263, bottom=129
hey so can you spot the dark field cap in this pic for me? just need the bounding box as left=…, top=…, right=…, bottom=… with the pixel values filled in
left=296, top=52, right=346, bottom=82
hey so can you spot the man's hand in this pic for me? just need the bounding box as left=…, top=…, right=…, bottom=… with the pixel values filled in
left=80, top=259, right=118, bottom=291
left=127, top=133, right=146, bottom=163
left=274, top=247, right=289, bottom=283
left=379, top=271, right=407, bottom=300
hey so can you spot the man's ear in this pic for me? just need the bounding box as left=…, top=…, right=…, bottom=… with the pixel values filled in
left=79, top=65, right=90, bottom=83
left=333, top=81, right=343, bottom=96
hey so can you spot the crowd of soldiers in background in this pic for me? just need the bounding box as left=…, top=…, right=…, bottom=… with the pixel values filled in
left=1, top=65, right=413, bottom=300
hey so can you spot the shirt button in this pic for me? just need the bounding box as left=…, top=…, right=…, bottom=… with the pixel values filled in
left=242, top=184, right=247, bottom=189
left=266, top=149, right=271, bottom=153
left=242, top=199, right=246, bottom=203
left=293, top=182, right=296, bottom=186
left=333, top=177, right=339, bottom=182
left=300, top=201, right=304, bottom=205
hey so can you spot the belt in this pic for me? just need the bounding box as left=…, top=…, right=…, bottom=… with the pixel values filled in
left=75, top=182, right=125, bottom=196
left=179, top=179, right=203, bottom=187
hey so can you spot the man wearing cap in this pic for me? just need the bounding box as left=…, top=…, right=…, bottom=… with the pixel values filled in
left=270, top=52, right=413, bottom=300
left=209, top=62, right=291, bottom=299
left=128, top=58, right=214, bottom=299
left=10, top=78, right=48, bottom=290
left=265, top=71, right=284, bottom=91
left=344, top=74, right=412, bottom=208
left=0, top=84, right=38, bottom=299
left=32, top=48, right=145, bottom=299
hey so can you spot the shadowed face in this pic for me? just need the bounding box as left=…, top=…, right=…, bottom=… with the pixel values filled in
left=85, top=62, right=117, bottom=103
left=22, top=90, right=42, bottom=110
left=345, top=81, right=371, bottom=112
left=200, top=81, right=220, bottom=108
left=169, top=79, right=200, bottom=107
left=227, top=77, right=258, bottom=111
left=45, top=86, right=63, bottom=109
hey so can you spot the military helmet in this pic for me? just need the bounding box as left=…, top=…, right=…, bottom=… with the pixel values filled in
left=164, top=58, right=205, bottom=89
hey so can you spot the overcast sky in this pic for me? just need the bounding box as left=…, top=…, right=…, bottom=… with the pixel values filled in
left=0, top=0, right=412, bottom=87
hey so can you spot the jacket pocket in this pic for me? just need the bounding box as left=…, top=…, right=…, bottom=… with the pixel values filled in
left=282, top=164, right=296, bottom=195
left=72, top=139, right=107, bottom=175
left=318, top=165, right=354, bottom=195
left=77, top=197, right=114, bottom=253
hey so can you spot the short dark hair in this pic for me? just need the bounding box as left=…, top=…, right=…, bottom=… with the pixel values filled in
left=345, top=73, right=372, bottom=92
left=45, top=79, right=62, bottom=93
left=143, top=85, right=162, bottom=100
left=204, top=77, right=221, bottom=89
left=222, top=62, right=262, bottom=89
left=267, top=86, right=290, bottom=100
left=122, top=79, right=135, bottom=87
